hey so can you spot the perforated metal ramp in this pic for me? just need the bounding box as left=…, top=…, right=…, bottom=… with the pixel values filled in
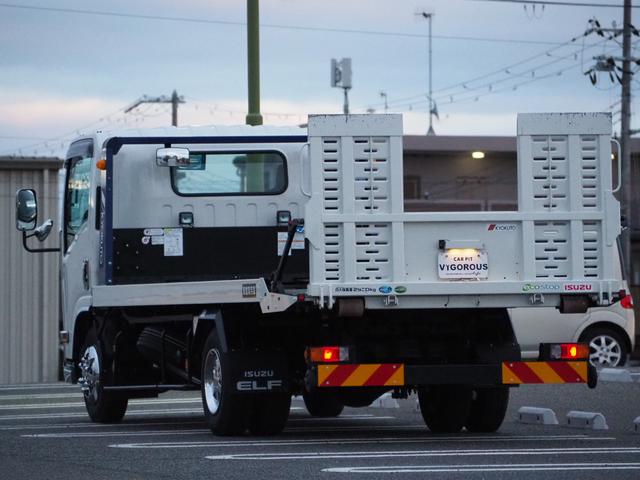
left=304, top=113, right=621, bottom=310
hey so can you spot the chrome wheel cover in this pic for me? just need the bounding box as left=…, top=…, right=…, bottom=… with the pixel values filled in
left=79, top=345, right=101, bottom=402
left=589, top=334, right=623, bottom=367
left=203, top=349, right=223, bottom=415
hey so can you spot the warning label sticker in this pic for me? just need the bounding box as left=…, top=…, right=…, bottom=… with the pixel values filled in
left=163, top=228, right=183, bottom=256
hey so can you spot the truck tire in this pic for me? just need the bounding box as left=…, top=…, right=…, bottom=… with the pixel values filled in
left=303, top=391, right=344, bottom=417
left=465, top=387, right=509, bottom=433
left=248, top=393, right=291, bottom=435
left=201, top=330, right=250, bottom=436
left=80, top=328, right=128, bottom=423
left=417, top=386, right=472, bottom=433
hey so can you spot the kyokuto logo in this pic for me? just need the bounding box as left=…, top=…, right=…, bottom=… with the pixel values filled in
left=487, top=224, right=518, bottom=232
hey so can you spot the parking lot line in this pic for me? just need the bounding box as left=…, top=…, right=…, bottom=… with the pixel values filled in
left=0, top=397, right=203, bottom=410
left=0, top=419, right=205, bottom=431
left=0, top=393, right=83, bottom=401
left=0, top=383, right=76, bottom=391
left=322, top=462, right=640, bottom=473
left=0, top=408, right=203, bottom=421
left=204, top=446, right=640, bottom=461
left=106, top=434, right=612, bottom=449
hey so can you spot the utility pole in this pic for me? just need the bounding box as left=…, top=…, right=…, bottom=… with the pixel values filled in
left=586, top=5, right=637, bottom=279
left=621, top=0, right=633, bottom=280
left=125, top=90, right=185, bottom=126
left=417, top=11, right=435, bottom=135
left=246, top=0, right=263, bottom=126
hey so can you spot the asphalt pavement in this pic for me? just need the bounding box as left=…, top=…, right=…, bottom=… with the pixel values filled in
left=0, top=371, right=639, bottom=480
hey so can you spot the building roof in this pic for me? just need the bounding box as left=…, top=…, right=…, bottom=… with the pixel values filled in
left=0, top=156, right=63, bottom=170
left=404, top=135, right=640, bottom=155
left=404, top=135, right=515, bottom=154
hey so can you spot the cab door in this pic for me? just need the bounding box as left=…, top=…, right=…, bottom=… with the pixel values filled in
left=61, top=140, right=94, bottom=338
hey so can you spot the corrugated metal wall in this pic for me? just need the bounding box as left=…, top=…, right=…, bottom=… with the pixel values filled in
left=0, top=158, right=62, bottom=384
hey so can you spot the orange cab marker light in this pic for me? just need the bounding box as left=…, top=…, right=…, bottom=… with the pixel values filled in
left=96, top=159, right=107, bottom=170
left=560, top=343, right=589, bottom=360
left=308, top=346, right=348, bottom=363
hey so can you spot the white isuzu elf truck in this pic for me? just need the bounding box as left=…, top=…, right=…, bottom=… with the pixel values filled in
left=15, top=113, right=622, bottom=435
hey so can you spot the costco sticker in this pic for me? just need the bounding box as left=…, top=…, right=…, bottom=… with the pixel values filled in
left=487, top=223, right=518, bottom=232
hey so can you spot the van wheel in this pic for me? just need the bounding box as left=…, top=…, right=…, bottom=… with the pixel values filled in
left=580, top=327, right=628, bottom=368
left=418, top=386, right=472, bottom=433
left=201, top=330, right=250, bottom=436
left=248, top=393, right=291, bottom=435
left=79, top=328, right=128, bottom=423
left=465, top=387, right=509, bottom=433
left=303, top=391, right=344, bottom=417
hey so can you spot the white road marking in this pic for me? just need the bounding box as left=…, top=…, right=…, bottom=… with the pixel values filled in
left=0, top=408, right=203, bottom=421
left=0, top=397, right=202, bottom=410
left=322, top=463, right=640, bottom=473
left=204, top=446, right=640, bottom=461
left=286, top=424, right=425, bottom=433
left=288, top=416, right=396, bottom=422
left=25, top=429, right=210, bottom=438
left=107, top=434, right=611, bottom=449
left=0, top=393, right=83, bottom=401
left=0, top=420, right=204, bottom=431
left=0, top=383, right=76, bottom=391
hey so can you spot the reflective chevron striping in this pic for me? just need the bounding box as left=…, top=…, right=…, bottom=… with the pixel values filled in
left=502, top=361, right=588, bottom=384
left=318, top=364, right=404, bottom=387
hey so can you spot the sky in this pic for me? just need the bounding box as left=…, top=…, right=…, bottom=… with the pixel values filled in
left=0, top=0, right=636, bottom=158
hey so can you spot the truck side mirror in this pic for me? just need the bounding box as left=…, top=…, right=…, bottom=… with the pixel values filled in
left=16, top=189, right=38, bottom=231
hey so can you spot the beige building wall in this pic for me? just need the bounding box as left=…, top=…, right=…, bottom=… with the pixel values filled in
left=0, top=157, right=62, bottom=384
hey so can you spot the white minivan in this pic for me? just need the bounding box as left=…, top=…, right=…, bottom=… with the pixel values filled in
left=510, top=245, right=635, bottom=367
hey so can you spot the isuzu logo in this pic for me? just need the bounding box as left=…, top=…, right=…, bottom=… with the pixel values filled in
left=564, top=284, right=593, bottom=292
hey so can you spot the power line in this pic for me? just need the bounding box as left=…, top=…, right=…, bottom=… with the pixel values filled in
left=362, top=28, right=599, bottom=110
left=0, top=2, right=567, bottom=46
left=389, top=46, right=618, bottom=112
left=364, top=33, right=607, bottom=111
left=468, top=0, right=640, bottom=8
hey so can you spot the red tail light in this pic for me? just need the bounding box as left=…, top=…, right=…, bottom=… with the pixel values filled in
left=620, top=291, right=634, bottom=309
left=559, top=343, right=589, bottom=360
left=307, top=346, right=349, bottom=363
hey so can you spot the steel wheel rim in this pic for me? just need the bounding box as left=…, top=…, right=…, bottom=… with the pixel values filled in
left=588, top=334, right=622, bottom=367
left=80, top=345, right=100, bottom=402
left=203, top=349, right=222, bottom=415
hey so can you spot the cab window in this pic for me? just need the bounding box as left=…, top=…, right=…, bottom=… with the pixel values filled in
left=172, top=151, right=287, bottom=196
left=64, top=141, right=93, bottom=250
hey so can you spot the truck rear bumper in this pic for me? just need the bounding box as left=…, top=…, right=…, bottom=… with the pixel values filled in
left=313, top=361, right=596, bottom=389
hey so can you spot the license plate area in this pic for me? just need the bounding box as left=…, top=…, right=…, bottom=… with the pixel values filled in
left=438, top=247, right=488, bottom=280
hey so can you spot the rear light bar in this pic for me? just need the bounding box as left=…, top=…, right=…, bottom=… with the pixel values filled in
left=307, top=346, right=349, bottom=363
left=539, top=343, right=589, bottom=361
